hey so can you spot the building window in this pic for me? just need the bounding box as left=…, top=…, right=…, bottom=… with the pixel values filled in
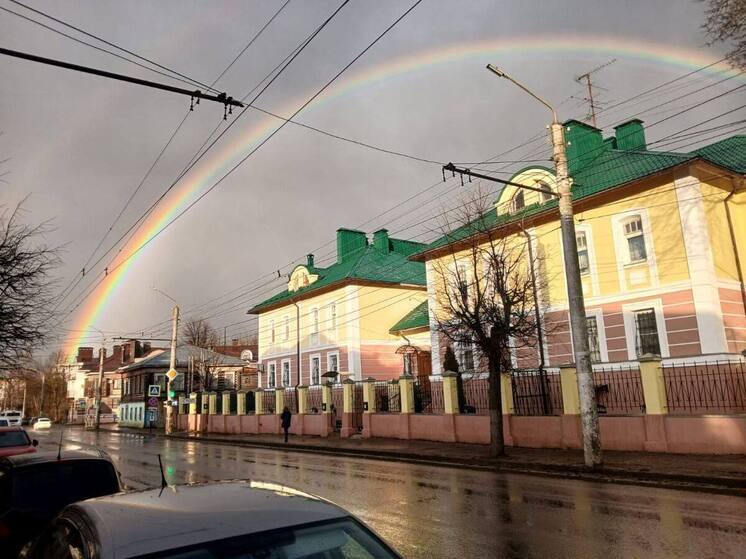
left=586, top=316, right=601, bottom=363
left=623, top=215, right=647, bottom=263
left=456, top=263, right=469, bottom=306
left=457, top=342, right=475, bottom=372
left=310, top=308, right=320, bottom=346
left=311, top=356, right=321, bottom=385
left=539, top=182, right=553, bottom=202
left=284, top=316, right=290, bottom=341
left=577, top=231, right=590, bottom=275
left=282, top=360, right=291, bottom=387
left=634, top=308, right=661, bottom=357
left=511, top=190, right=525, bottom=212
left=329, top=303, right=337, bottom=331
left=267, top=363, right=276, bottom=388
left=270, top=320, right=275, bottom=344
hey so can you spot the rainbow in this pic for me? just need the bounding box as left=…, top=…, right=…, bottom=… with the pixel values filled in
left=63, top=35, right=743, bottom=357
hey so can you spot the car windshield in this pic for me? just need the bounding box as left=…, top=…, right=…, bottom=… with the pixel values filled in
left=135, top=518, right=398, bottom=559
left=0, top=430, right=30, bottom=448
left=11, top=460, right=120, bottom=509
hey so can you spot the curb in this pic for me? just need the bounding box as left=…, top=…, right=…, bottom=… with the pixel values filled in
left=163, top=432, right=746, bottom=497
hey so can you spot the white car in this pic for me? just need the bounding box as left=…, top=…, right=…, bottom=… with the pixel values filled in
left=27, top=480, right=401, bottom=558
left=32, top=418, right=51, bottom=430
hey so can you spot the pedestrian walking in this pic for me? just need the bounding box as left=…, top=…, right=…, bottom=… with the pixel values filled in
left=281, top=406, right=292, bottom=443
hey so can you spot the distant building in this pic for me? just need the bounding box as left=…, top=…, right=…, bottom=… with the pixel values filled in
left=248, top=228, right=431, bottom=387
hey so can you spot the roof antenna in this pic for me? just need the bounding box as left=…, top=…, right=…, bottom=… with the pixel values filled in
left=157, top=454, right=168, bottom=490
left=56, top=427, right=64, bottom=460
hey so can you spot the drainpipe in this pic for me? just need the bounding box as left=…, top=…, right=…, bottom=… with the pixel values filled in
left=724, top=178, right=746, bottom=319
left=519, top=227, right=550, bottom=414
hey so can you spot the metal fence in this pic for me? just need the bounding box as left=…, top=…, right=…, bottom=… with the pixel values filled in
left=284, top=388, right=298, bottom=414
left=308, top=386, right=323, bottom=413
left=511, top=369, right=563, bottom=416
left=262, top=390, right=276, bottom=414
left=373, top=381, right=400, bottom=413
left=414, top=377, right=444, bottom=414
left=462, top=376, right=489, bottom=415
left=592, top=365, right=646, bottom=415
left=662, top=360, right=746, bottom=414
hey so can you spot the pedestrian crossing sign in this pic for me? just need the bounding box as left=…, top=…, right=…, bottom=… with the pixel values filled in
left=148, top=385, right=161, bottom=397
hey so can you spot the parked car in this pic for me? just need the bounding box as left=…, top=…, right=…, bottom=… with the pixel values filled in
left=21, top=417, right=37, bottom=426
left=26, top=480, right=401, bottom=558
left=0, top=410, right=22, bottom=426
left=0, top=449, right=123, bottom=556
left=0, top=427, right=38, bottom=458
left=32, top=418, right=51, bottom=430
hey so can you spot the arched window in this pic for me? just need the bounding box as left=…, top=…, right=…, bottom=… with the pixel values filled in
left=538, top=182, right=553, bottom=202
left=622, top=215, right=647, bottom=262
left=511, top=190, right=525, bottom=212
left=576, top=231, right=590, bottom=275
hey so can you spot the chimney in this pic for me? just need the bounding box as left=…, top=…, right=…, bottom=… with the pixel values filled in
left=613, top=119, right=646, bottom=151
left=336, top=228, right=368, bottom=263
left=77, top=347, right=94, bottom=362
left=134, top=340, right=143, bottom=358
left=122, top=343, right=131, bottom=363
left=142, top=342, right=152, bottom=354
left=112, top=345, right=123, bottom=364
left=307, top=253, right=314, bottom=268
left=373, top=229, right=390, bottom=253
left=231, top=338, right=239, bottom=346
left=563, top=119, right=604, bottom=174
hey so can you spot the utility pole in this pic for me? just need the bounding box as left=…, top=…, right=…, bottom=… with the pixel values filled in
left=485, top=64, right=602, bottom=468
left=93, top=347, right=105, bottom=429
left=39, top=369, right=46, bottom=418
left=21, top=380, right=27, bottom=419
left=575, top=59, right=616, bottom=128
left=165, top=305, right=180, bottom=435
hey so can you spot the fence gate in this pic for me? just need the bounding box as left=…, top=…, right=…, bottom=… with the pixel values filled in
left=331, top=384, right=344, bottom=431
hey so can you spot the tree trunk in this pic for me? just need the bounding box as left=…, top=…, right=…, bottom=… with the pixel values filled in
left=487, top=331, right=506, bottom=457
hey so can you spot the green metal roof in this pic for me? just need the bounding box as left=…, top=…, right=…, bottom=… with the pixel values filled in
left=389, top=300, right=429, bottom=333
left=248, top=238, right=427, bottom=313
left=416, top=131, right=746, bottom=258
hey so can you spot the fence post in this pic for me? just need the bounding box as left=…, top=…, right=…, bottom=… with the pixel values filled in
left=188, top=392, right=198, bottom=415
left=362, top=378, right=376, bottom=413
left=321, top=383, right=332, bottom=437
left=500, top=373, right=515, bottom=415
left=256, top=390, right=265, bottom=415
left=275, top=388, right=285, bottom=416
left=639, top=355, right=666, bottom=414
left=297, top=386, right=309, bottom=414
left=236, top=391, right=246, bottom=415
left=341, top=379, right=354, bottom=438
left=207, top=392, right=218, bottom=415
left=442, top=372, right=459, bottom=414
left=559, top=364, right=582, bottom=449
left=222, top=392, right=231, bottom=415
left=559, top=364, right=580, bottom=414
left=399, top=374, right=415, bottom=414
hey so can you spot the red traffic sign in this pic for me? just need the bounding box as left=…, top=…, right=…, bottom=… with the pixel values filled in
left=147, top=397, right=160, bottom=408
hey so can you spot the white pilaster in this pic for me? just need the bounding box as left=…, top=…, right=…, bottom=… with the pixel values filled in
left=345, top=285, right=362, bottom=379
left=426, top=261, right=442, bottom=375
left=674, top=174, right=728, bottom=353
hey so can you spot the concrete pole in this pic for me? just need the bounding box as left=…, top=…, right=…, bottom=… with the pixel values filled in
left=21, top=381, right=27, bottom=419
left=165, top=305, right=179, bottom=434
left=487, top=65, right=602, bottom=468
left=94, top=347, right=104, bottom=429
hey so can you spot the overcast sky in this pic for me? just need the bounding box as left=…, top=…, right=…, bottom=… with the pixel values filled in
left=0, top=0, right=741, bottom=355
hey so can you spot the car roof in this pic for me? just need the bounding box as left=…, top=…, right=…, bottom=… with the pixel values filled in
left=0, top=449, right=110, bottom=469
left=71, top=480, right=348, bottom=557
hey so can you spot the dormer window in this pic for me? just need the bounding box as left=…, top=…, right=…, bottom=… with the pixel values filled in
left=510, top=190, right=525, bottom=213
left=623, top=215, right=647, bottom=263
left=539, top=182, right=553, bottom=203
left=576, top=231, right=589, bottom=275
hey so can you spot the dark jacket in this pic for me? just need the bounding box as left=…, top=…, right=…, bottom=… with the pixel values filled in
left=280, top=410, right=292, bottom=429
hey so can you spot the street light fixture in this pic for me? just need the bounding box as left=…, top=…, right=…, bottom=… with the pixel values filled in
left=486, top=64, right=602, bottom=468
left=151, top=286, right=180, bottom=435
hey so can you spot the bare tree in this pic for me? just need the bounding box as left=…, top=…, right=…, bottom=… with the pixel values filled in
left=0, top=201, right=59, bottom=369
left=702, top=0, right=746, bottom=69
left=182, top=317, right=219, bottom=349
left=429, top=186, right=547, bottom=457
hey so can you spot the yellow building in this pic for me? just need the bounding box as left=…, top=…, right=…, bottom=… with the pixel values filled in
left=413, top=120, right=746, bottom=372
left=248, top=229, right=430, bottom=386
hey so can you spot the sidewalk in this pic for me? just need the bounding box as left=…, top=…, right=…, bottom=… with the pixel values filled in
left=164, top=429, right=746, bottom=496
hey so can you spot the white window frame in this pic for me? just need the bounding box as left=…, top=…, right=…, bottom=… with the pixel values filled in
left=270, top=319, right=275, bottom=344
left=267, top=361, right=277, bottom=388
left=622, top=299, right=669, bottom=359
left=611, top=209, right=658, bottom=291
left=622, top=215, right=647, bottom=264
left=510, top=189, right=525, bottom=213
left=538, top=181, right=553, bottom=203
left=329, top=302, right=337, bottom=332
left=326, top=351, right=339, bottom=377
left=281, top=359, right=291, bottom=387
left=310, top=353, right=322, bottom=385
left=585, top=308, right=609, bottom=363
left=456, top=341, right=477, bottom=373
left=283, top=315, right=290, bottom=341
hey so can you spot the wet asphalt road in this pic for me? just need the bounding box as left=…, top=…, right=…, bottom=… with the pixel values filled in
left=32, top=427, right=746, bottom=559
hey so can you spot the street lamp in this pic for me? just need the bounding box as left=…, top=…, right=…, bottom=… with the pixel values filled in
left=91, top=326, right=106, bottom=430
left=486, top=64, right=602, bottom=468
left=151, top=286, right=180, bottom=435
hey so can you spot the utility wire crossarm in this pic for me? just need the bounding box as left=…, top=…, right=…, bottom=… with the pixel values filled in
left=442, top=162, right=560, bottom=197
left=0, top=46, right=244, bottom=110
